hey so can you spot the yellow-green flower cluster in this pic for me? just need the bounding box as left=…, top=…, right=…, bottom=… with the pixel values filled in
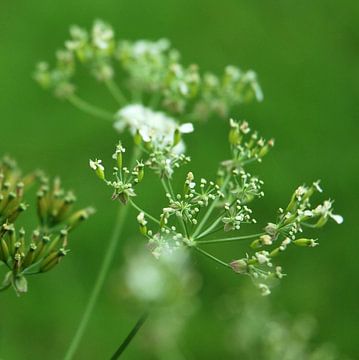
left=0, top=157, right=94, bottom=295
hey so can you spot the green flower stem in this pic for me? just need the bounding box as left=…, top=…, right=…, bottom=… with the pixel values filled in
left=129, top=199, right=160, bottom=225
left=193, top=246, right=230, bottom=268
left=196, top=218, right=223, bottom=240
left=68, top=94, right=114, bottom=122
left=110, top=312, right=149, bottom=360
left=160, top=178, right=173, bottom=197
left=192, top=174, right=231, bottom=238
left=63, top=204, right=129, bottom=360
left=196, top=199, right=237, bottom=239
left=63, top=147, right=141, bottom=360
left=0, top=282, right=11, bottom=292
left=105, top=79, right=127, bottom=106
left=196, top=233, right=264, bottom=244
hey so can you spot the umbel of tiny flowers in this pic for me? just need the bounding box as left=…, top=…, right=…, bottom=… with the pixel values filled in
left=91, top=118, right=341, bottom=296
left=34, top=19, right=262, bottom=126
left=0, top=156, right=94, bottom=295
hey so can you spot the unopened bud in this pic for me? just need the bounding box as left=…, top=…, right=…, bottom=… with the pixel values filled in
left=293, top=238, right=318, bottom=247
left=173, top=129, right=181, bottom=146
left=230, top=259, right=248, bottom=274
left=89, top=159, right=105, bottom=181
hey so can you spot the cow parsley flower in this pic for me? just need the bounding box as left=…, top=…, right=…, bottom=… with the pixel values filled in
left=114, top=104, right=193, bottom=152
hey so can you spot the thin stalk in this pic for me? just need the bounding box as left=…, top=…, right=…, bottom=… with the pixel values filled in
left=129, top=199, right=160, bottom=225
left=68, top=94, right=114, bottom=122
left=195, top=226, right=223, bottom=241
left=160, top=178, right=170, bottom=196
left=196, top=218, right=223, bottom=240
left=63, top=147, right=141, bottom=360
left=63, top=204, right=129, bottom=360
left=0, top=283, right=11, bottom=292
left=193, top=246, right=230, bottom=268
left=105, top=79, right=127, bottom=106
left=110, top=312, right=149, bottom=360
left=197, top=233, right=264, bottom=244
left=177, top=214, right=189, bottom=239
left=192, top=175, right=231, bottom=238
left=196, top=199, right=237, bottom=239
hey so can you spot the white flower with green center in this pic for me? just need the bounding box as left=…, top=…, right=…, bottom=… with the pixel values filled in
left=114, top=104, right=194, bottom=152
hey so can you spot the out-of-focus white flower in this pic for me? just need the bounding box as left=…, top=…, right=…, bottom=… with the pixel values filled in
left=114, top=104, right=193, bottom=152
left=258, top=283, right=271, bottom=296
left=92, top=20, right=114, bottom=50
left=131, top=39, right=170, bottom=57
left=124, top=248, right=197, bottom=303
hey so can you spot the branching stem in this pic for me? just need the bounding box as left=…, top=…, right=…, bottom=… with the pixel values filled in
left=68, top=94, right=114, bottom=122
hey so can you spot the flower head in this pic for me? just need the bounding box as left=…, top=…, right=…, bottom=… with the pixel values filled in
left=114, top=104, right=193, bottom=152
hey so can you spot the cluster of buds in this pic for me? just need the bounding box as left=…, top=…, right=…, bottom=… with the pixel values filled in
left=0, top=157, right=35, bottom=227
left=229, top=181, right=343, bottom=295
left=265, top=181, right=343, bottom=242
left=90, top=142, right=145, bottom=204
left=222, top=201, right=255, bottom=232
left=192, top=67, right=263, bottom=119
left=36, top=177, right=94, bottom=231
left=34, top=20, right=116, bottom=98
left=223, top=119, right=274, bottom=170
left=116, top=39, right=179, bottom=93
left=34, top=20, right=261, bottom=123
left=146, top=228, right=185, bottom=260
left=161, top=173, right=223, bottom=227
left=145, top=145, right=191, bottom=179
left=224, top=169, right=264, bottom=204
left=0, top=157, right=94, bottom=295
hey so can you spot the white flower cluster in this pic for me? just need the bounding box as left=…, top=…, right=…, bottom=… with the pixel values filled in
left=114, top=104, right=193, bottom=153
left=35, top=19, right=262, bottom=121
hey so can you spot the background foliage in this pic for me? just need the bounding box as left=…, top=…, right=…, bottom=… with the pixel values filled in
left=0, top=0, right=358, bottom=358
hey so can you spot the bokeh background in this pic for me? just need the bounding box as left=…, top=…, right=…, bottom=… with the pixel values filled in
left=0, top=0, right=358, bottom=359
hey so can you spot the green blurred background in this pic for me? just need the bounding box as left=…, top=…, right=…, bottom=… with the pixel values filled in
left=1, top=0, right=358, bottom=358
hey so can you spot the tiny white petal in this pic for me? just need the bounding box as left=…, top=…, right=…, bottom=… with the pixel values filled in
left=179, top=123, right=194, bottom=134
left=330, top=213, right=344, bottom=224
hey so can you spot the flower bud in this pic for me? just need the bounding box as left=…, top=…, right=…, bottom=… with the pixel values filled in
left=134, top=130, right=142, bottom=146
left=89, top=159, right=105, bottom=181
left=40, top=248, right=67, bottom=272
left=67, top=207, right=95, bottom=230
left=14, top=275, right=28, bottom=294
left=22, top=243, right=37, bottom=269
left=0, top=238, right=10, bottom=263
left=136, top=163, right=145, bottom=183
left=173, top=128, right=181, bottom=146
left=293, top=238, right=318, bottom=247
left=137, top=212, right=147, bottom=235
left=230, top=259, right=248, bottom=274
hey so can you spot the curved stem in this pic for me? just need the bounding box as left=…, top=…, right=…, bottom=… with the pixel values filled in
left=68, top=94, right=114, bottom=122
left=0, top=282, right=11, bottom=292
left=105, top=79, right=127, bottom=106
left=110, top=312, right=149, bottom=360
left=63, top=146, right=142, bottom=360
left=193, top=246, right=230, bottom=268
left=129, top=199, right=160, bottom=225
left=63, top=204, right=129, bottom=360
